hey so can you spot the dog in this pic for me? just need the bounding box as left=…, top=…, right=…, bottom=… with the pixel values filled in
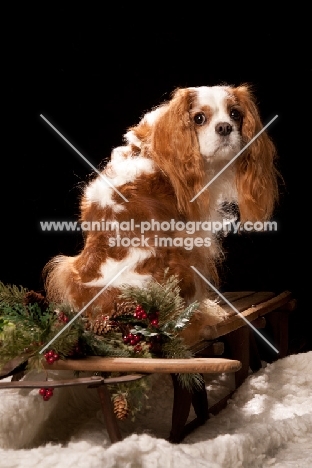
left=44, top=84, right=278, bottom=344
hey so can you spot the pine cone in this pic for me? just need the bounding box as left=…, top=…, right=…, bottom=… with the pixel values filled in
left=24, top=291, right=49, bottom=311
left=111, top=300, right=138, bottom=319
left=88, top=315, right=113, bottom=336
left=113, top=393, right=130, bottom=420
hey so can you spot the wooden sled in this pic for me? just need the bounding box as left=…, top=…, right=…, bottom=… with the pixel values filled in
left=0, top=290, right=296, bottom=444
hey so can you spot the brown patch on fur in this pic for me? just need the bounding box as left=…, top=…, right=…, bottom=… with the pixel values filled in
left=74, top=232, right=127, bottom=282
left=69, top=285, right=122, bottom=318
left=134, top=247, right=197, bottom=300
left=128, top=118, right=153, bottom=145
left=80, top=202, right=116, bottom=225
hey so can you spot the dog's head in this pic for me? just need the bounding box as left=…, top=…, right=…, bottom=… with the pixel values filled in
left=126, top=85, right=279, bottom=222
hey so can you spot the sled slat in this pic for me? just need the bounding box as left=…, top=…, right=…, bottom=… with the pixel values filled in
left=201, top=291, right=293, bottom=339
left=219, top=291, right=276, bottom=316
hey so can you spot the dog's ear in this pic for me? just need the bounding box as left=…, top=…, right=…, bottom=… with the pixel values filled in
left=150, top=88, right=208, bottom=220
left=233, top=85, right=279, bottom=222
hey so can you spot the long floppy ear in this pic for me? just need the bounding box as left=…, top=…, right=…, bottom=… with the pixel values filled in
left=233, top=85, right=279, bottom=222
left=149, top=88, right=208, bottom=220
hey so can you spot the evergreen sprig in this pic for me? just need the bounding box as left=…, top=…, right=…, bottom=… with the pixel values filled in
left=119, top=269, right=199, bottom=332
left=161, top=337, right=204, bottom=391
left=0, top=282, right=28, bottom=306
left=0, top=302, right=82, bottom=369
left=83, top=331, right=133, bottom=358
left=177, top=373, right=205, bottom=392
left=119, top=270, right=178, bottom=314
left=0, top=302, right=54, bottom=367
left=161, top=300, right=199, bottom=335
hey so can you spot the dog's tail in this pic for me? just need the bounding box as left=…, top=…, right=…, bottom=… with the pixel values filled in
left=43, top=255, right=76, bottom=305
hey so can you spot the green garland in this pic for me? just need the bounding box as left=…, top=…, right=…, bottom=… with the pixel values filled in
left=0, top=273, right=203, bottom=417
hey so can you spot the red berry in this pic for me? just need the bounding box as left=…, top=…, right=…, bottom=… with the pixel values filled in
left=62, top=316, right=69, bottom=323
left=135, top=305, right=142, bottom=312
left=39, top=388, right=46, bottom=396
left=134, top=335, right=141, bottom=343
left=123, top=335, right=130, bottom=343
left=130, top=339, right=137, bottom=346
left=141, top=312, right=148, bottom=319
left=44, top=352, right=49, bottom=360
left=53, top=353, right=60, bottom=361
left=47, top=356, right=55, bottom=364
left=150, top=319, right=159, bottom=327
left=45, top=389, right=54, bottom=398
left=43, top=394, right=51, bottom=401
left=134, top=344, right=142, bottom=352
left=48, top=350, right=54, bottom=357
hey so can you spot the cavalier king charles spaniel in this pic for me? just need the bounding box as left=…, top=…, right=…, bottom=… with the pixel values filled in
left=44, top=84, right=278, bottom=344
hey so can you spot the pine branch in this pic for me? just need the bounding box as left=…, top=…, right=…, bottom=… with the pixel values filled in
left=0, top=323, right=39, bottom=369
left=0, top=301, right=83, bottom=369
left=161, top=336, right=193, bottom=359
left=83, top=331, right=133, bottom=357
left=177, top=373, right=205, bottom=392
left=161, top=338, right=204, bottom=391
left=119, top=271, right=191, bottom=328
left=0, top=282, right=28, bottom=307
left=160, top=301, right=199, bottom=335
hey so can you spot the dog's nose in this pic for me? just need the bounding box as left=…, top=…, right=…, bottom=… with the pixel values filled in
left=215, top=122, right=232, bottom=136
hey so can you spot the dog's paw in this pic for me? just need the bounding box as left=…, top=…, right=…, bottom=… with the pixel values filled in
left=179, top=298, right=228, bottom=347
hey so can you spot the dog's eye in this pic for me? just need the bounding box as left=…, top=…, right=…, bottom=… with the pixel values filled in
left=230, top=108, right=241, bottom=121
left=193, top=113, right=206, bottom=125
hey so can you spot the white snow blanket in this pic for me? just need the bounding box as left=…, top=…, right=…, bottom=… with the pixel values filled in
left=0, top=351, right=311, bottom=467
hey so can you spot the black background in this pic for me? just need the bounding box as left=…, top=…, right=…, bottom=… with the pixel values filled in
left=2, top=6, right=310, bottom=348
